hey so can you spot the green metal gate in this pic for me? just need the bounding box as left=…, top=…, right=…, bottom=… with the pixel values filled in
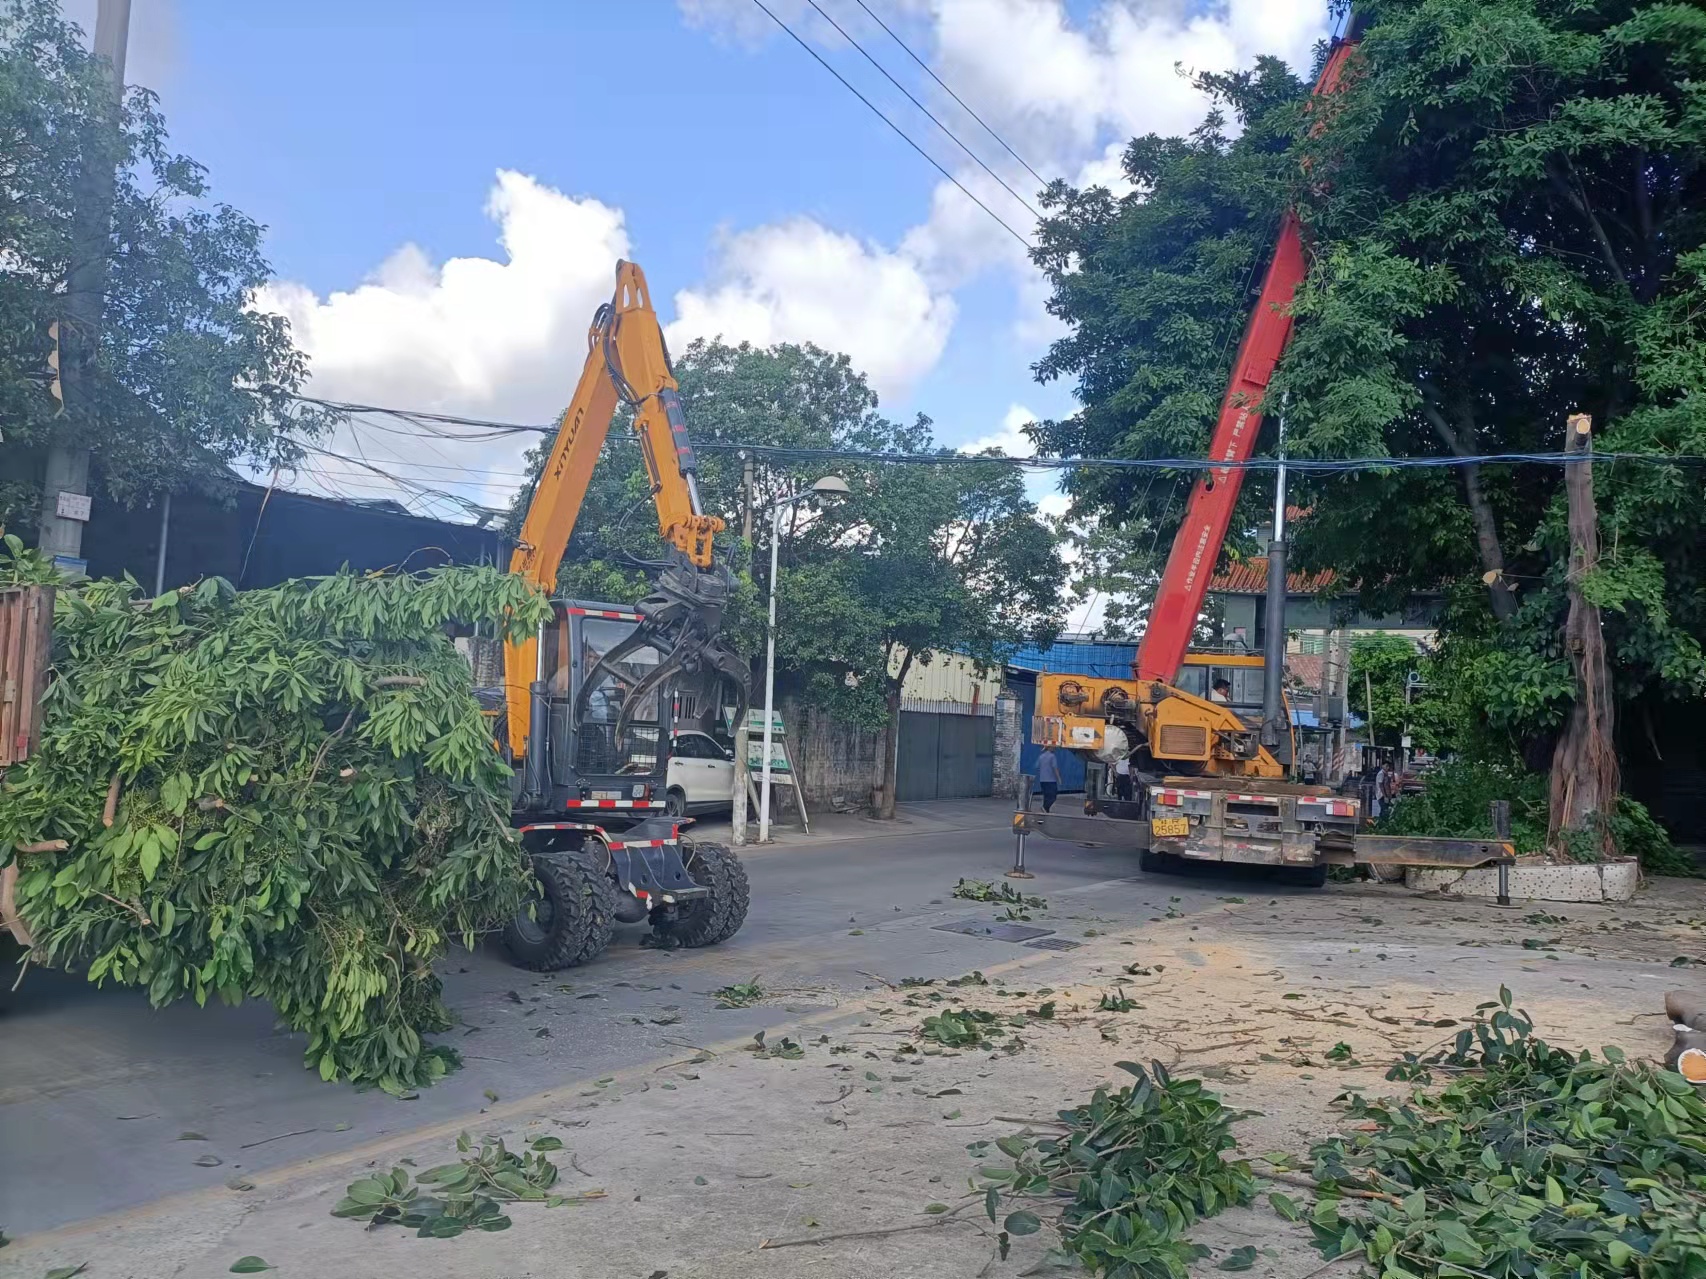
left=897, top=711, right=994, bottom=801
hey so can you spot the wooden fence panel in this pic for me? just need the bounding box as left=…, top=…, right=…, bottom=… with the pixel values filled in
left=0, top=585, right=55, bottom=767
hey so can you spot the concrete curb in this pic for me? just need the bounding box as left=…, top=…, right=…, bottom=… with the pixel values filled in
left=1406, top=859, right=1640, bottom=903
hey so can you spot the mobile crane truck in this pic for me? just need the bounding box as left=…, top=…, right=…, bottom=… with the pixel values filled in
left=493, top=261, right=752, bottom=970
left=1020, top=17, right=1510, bottom=885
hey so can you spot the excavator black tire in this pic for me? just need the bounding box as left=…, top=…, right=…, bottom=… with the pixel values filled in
left=503, top=847, right=617, bottom=971
left=651, top=841, right=749, bottom=948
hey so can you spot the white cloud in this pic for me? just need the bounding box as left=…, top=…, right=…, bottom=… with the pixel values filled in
left=256, top=173, right=959, bottom=517
left=932, top=0, right=1327, bottom=162
left=959, top=403, right=1077, bottom=526
left=679, top=0, right=1333, bottom=348
left=260, top=171, right=629, bottom=420
left=961, top=402, right=1040, bottom=456
left=668, top=218, right=956, bottom=403
left=254, top=171, right=632, bottom=516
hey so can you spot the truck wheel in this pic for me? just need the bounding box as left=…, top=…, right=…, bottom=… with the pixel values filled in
left=652, top=842, right=749, bottom=948
left=1282, top=863, right=1329, bottom=889
left=664, top=788, right=689, bottom=818
left=503, top=848, right=617, bottom=971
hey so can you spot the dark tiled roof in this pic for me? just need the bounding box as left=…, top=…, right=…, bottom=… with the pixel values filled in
left=1207, top=556, right=1338, bottom=596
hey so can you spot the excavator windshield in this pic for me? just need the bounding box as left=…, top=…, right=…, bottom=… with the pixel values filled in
left=574, top=615, right=662, bottom=776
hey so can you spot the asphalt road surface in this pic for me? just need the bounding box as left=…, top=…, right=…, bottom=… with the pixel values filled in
left=0, top=798, right=1319, bottom=1234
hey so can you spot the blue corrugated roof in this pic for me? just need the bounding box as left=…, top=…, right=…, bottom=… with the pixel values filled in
left=1007, top=640, right=1137, bottom=679
left=1292, top=708, right=1366, bottom=729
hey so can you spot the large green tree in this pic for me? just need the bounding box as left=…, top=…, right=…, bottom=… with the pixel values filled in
left=1033, top=0, right=1706, bottom=838
left=0, top=0, right=326, bottom=529
left=510, top=340, right=1063, bottom=816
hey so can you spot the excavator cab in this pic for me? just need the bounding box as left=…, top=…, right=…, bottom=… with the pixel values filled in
left=517, top=597, right=743, bottom=813
left=1174, top=652, right=1268, bottom=715
left=530, top=601, right=668, bottom=812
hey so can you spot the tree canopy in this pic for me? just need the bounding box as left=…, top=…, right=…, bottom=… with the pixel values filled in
left=1033, top=0, right=1706, bottom=774
left=0, top=0, right=327, bottom=528
left=1, top=540, right=549, bottom=1090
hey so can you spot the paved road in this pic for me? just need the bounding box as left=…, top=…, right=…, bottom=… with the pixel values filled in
left=0, top=798, right=1313, bottom=1234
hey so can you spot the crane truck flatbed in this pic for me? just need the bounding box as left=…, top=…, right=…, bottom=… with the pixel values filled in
left=1011, top=781, right=1513, bottom=879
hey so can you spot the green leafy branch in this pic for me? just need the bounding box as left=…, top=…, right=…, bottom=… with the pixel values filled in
left=977, top=1059, right=1256, bottom=1278
left=1306, top=987, right=1706, bottom=1276
left=330, top=1132, right=604, bottom=1239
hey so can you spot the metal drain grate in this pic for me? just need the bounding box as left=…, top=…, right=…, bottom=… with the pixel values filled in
left=1023, top=937, right=1081, bottom=951
left=932, top=918, right=1054, bottom=944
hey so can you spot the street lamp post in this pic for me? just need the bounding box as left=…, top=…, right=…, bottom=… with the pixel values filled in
left=758, top=475, right=849, bottom=843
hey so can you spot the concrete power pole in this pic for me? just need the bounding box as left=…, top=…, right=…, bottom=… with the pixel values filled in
left=36, top=0, right=132, bottom=572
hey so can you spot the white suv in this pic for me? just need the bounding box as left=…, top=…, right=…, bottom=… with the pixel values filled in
left=665, top=731, right=737, bottom=816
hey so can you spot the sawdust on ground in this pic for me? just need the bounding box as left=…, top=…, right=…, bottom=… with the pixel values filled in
left=9, top=875, right=1703, bottom=1279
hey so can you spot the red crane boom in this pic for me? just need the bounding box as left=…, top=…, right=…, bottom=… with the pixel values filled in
left=1133, top=28, right=1363, bottom=685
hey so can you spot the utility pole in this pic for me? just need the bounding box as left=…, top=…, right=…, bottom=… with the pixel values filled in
left=1331, top=628, right=1350, bottom=781
left=36, top=0, right=132, bottom=573
left=740, top=451, right=754, bottom=572
left=1259, top=412, right=1292, bottom=773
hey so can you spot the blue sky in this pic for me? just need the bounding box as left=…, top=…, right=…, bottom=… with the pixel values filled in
left=94, top=0, right=1331, bottom=519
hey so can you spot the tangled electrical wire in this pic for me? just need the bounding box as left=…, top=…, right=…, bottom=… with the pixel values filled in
left=278, top=391, right=1706, bottom=480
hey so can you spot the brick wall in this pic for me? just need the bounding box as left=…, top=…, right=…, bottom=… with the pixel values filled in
left=779, top=696, right=882, bottom=810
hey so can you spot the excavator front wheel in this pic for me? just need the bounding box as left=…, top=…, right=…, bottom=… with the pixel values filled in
left=651, top=841, right=749, bottom=948
left=503, top=847, right=617, bottom=971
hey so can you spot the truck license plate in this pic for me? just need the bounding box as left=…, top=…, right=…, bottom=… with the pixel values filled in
left=1151, top=817, right=1190, bottom=838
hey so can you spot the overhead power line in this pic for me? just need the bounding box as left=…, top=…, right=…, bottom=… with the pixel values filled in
left=607, top=441, right=1702, bottom=476
left=749, top=0, right=1034, bottom=250
left=850, top=0, right=1053, bottom=191
left=275, top=393, right=1706, bottom=480
left=800, top=0, right=1043, bottom=221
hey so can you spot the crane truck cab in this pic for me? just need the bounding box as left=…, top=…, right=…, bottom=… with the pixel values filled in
left=1030, top=651, right=1359, bottom=886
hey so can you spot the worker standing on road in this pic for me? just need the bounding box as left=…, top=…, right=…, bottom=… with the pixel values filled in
left=1372, top=761, right=1390, bottom=821
left=1035, top=746, right=1062, bottom=812
left=1113, top=754, right=1134, bottom=802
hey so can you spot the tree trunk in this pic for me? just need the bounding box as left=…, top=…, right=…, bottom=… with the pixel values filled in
left=1419, top=394, right=1518, bottom=622
left=1548, top=415, right=1619, bottom=859
left=1457, top=460, right=1518, bottom=623
left=875, top=682, right=903, bottom=820
left=873, top=649, right=914, bottom=820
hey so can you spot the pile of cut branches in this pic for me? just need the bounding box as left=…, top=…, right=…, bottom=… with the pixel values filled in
left=980, top=1059, right=1255, bottom=1275
left=1305, top=988, right=1706, bottom=1275
left=1, top=540, right=551, bottom=1090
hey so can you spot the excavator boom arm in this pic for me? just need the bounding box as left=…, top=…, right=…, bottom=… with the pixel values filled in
left=503, top=261, right=726, bottom=757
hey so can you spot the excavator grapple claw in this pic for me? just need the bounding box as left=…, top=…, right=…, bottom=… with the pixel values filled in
left=579, top=554, right=750, bottom=743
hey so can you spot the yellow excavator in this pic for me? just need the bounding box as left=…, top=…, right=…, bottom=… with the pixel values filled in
left=493, top=260, right=750, bottom=971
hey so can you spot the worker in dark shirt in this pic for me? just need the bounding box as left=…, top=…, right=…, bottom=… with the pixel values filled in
left=1035, top=746, right=1062, bottom=812
left=1113, top=753, right=1135, bottom=802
